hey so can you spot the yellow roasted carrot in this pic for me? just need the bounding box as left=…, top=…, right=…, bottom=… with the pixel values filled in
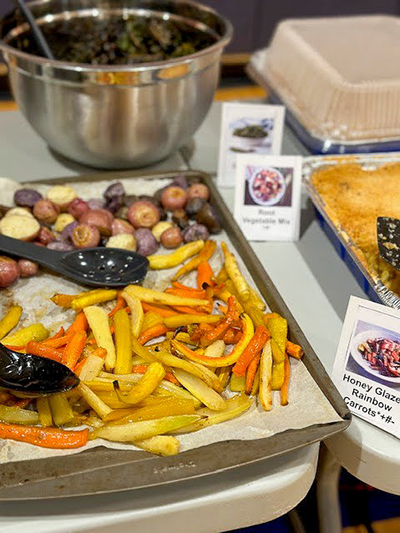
left=221, top=242, right=250, bottom=301
left=163, top=314, right=221, bottom=329
left=134, top=436, right=180, bottom=456
left=121, top=290, right=144, bottom=338
left=2, top=323, right=48, bottom=346
left=172, top=240, right=216, bottom=280
left=78, top=383, right=112, bottom=419
left=36, top=397, right=53, bottom=427
left=48, top=393, right=74, bottom=426
left=84, top=306, right=116, bottom=371
left=148, top=240, right=204, bottom=270
left=114, top=309, right=132, bottom=375
left=0, top=306, right=22, bottom=340
left=114, top=362, right=166, bottom=405
left=71, top=289, right=118, bottom=311
left=123, top=285, right=207, bottom=308
left=90, top=415, right=200, bottom=443
left=259, top=340, right=273, bottom=411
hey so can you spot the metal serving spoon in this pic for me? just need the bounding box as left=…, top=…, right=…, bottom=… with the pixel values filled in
left=377, top=217, right=400, bottom=271
left=0, top=344, right=79, bottom=395
left=0, top=234, right=149, bottom=287
left=14, top=0, right=55, bottom=60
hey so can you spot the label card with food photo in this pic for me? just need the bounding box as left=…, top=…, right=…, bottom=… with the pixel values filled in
left=217, top=102, right=285, bottom=187
left=233, top=154, right=302, bottom=242
left=332, top=296, right=400, bottom=439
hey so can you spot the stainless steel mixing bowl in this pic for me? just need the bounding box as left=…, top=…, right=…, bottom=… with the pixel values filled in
left=0, top=0, right=232, bottom=169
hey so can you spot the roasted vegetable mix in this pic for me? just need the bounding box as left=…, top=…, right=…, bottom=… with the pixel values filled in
left=0, top=242, right=303, bottom=456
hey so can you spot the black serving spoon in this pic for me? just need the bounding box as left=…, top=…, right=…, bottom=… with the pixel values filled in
left=0, top=344, right=79, bottom=395
left=14, top=0, right=55, bottom=60
left=377, top=217, right=400, bottom=271
left=0, top=234, right=149, bottom=287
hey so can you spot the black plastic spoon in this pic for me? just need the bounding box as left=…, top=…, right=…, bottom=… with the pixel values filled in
left=14, top=0, right=55, bottom=60
left=377, top=217, right=400, bottom=271
left=0, top=234, right=149, bottom=287
left=0, top=344, right=79, bottom=395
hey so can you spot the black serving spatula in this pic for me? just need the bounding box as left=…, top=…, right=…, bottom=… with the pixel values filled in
left=377, top=217, right=400, bottom=271
left=0, top=344, right=79, bottom=395
left=0, top=234, right=149, bottom=287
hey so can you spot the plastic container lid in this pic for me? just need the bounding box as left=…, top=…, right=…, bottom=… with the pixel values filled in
left=248, top=16, right=400, bottom=143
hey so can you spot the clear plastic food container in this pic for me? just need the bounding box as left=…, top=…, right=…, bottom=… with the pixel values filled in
left=247, top=15, right=400, bottom=154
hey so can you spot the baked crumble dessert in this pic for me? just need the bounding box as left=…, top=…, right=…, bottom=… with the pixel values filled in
left=312, top=162, right=400, bottom=296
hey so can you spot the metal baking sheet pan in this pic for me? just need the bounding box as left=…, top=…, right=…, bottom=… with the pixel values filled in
left=0, top=169, right=350, bottom=500
left=303, top=153, right=400, bottom=310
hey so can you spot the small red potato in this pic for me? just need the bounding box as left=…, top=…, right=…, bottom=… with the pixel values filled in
left=0, top=256, right=20, bottom=287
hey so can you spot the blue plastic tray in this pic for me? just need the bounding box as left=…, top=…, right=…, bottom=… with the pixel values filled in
left=268, top=90, right=400, bottom=156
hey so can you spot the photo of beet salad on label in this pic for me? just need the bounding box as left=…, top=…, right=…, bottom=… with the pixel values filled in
left=249, top=168, right=285, bottom=206
left=358, top=337, right=400, bottom=378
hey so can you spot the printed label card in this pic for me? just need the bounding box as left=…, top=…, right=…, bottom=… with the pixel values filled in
left=233, top=154, right=302, bottom=242
left=217, top=102, right=285, bottom=187
left=332, top=296, right=400, bottom=438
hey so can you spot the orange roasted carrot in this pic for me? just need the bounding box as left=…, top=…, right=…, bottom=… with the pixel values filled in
left=13, top=398, right=32, bottom=409
left=171, top=306, right=207, bottom=315
left=223, top=328, right=242, bottom=345
left=245, top=351, right=261, bottom=394
left=200, top=296, right=237, bottom=345
left=172, top=282, right=206, bottom=293
left=141, top=302, right=178, bottom=317
left=108, top=293, right=126, bottom=318
left=286, top=340, right=303, bottom=359
left=131, top=365, right=180, bottom=386
left=92, top=347, right=107, bottom=359
left=46, top=327, right=65, bottom=341
left=197, top=261, right=214, bottom=289
left=43, top=334, right=74, bottom=348
left=4, top=345, right=26, bottom=352
left=280, top=354, right=291, bottom=406
left=138, top=324, right=168, bottom=345
left=165, top=288, right=207, bottom=299
left=74, top=358, right=87, bottom=376
left=189, top=322, right=213, bottom=342
left=26, top=341, right=63, bottom=362
left=62, top=331, right=87, bottom=370
left=0, top=422, right=89, bottom=449
left=66, top=312, right=88, bottom=335
left=232, top=325, right=270, bottom=377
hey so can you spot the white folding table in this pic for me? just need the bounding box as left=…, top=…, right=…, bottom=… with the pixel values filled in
left=0, top=102, right=398, bottom=532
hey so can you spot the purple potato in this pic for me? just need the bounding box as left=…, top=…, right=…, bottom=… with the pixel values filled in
left=105, top=196, right=123, bottom=214
left=87, top=198, right=105, bottom=210
left=104, top=182, right=125, bottom=200
left=185, top=196, right=206, bottom=218
left=182, top=223, right=209, bottom=243
left=60, top=221, right=79, bottom=242
left=172, top=174, right=189, bottom=190
left=14, top=188, right=43, bottom=208
left=135, top=228, right=158, bottom=256
left=47, top=241, right=75, bottom=252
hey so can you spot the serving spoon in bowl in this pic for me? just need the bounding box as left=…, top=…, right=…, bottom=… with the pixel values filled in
left=0, top=234, right=149, bottom=287
left=14, top=0, right=55, bottom=60
left=0, top=343, right=79, bottom=395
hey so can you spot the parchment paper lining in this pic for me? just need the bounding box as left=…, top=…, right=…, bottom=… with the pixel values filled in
left=0, top=176, right=341, bottom=463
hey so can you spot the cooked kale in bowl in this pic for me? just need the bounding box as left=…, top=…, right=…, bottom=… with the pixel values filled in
left=11, top=15, right=217, bottom=65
